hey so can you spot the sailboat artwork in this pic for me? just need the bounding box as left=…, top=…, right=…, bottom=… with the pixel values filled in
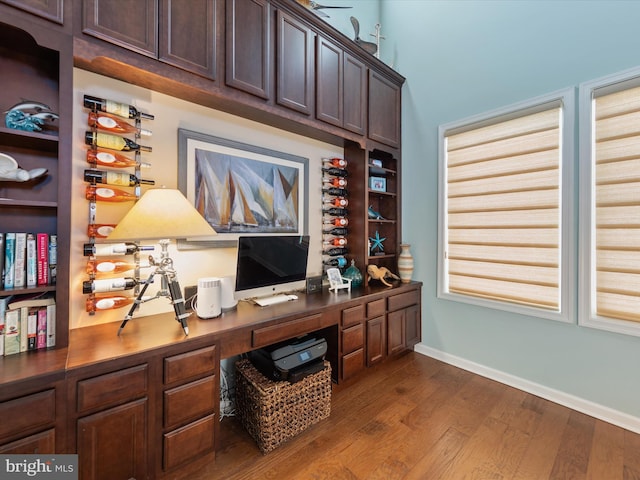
left=194, top=148, right=301, bottom=234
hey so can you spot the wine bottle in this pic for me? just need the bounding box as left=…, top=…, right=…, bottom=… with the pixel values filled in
left=322, top=226, right=348, bottom=236
left=87, top=149, right=151, bottom=169
left=86, top=185, right=138, bottom=203
left=83, top=242, right=154, bottom=257
left=323, top=256, right=348, bottom=268
left=84, top=169, right=155, bottom=187
left=323, top=246, right=348, bottom=256
left=322, top=167, right=347, bottom=178
left=323, top=207, right=348, bottom=216
left=323, top=217, right=348, bottom=227
left=323, top=177, right=347, bottom=188
left=84, top=94, right=154, bottom=120
left=82, top=277, right=145, bottom=294
left=322, top=187, right=348, bottom=197
left=323, top=157, right=347, bottom=168
left=88, top=111, right=152, bottom=137
left=86, top=295, right=136, bottom=313
left=323, top=237, right=347, bottom=247
left=87, top=224, right=117, bottom=239
left=86, top=260, right=150, bottom=276
left=85, top=131, right=152, bottom=152
left=323, top=197, right=348, bottom=208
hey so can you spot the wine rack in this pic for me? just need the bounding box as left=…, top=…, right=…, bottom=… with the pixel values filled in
left=82, top=96, right=154, bottom=314
left=321, top=157, right=349, bottom=273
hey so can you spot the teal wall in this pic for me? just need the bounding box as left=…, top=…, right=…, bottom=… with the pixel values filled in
left=375, top=0, right=640, bottom=419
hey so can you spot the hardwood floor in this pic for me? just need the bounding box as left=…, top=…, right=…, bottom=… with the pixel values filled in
left=191, top=352, right=640, bottom=480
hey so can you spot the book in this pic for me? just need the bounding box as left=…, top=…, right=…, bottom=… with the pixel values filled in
left=27, top=306, right=38, bottom=351
left=0, top=296, right=10, bottom=356
left=36, top=233, right=49, bottom=286
left=26, top=233, right=37, bottom=287
left=19, top=306, right=28, bottom=352
left=4, top=233, right=15, bottom=289
left=13, top=233, right=27, bottom=288
left=8, top=292, right=55, bottom=310
left=48, top=234, right=57, bottom=285
left=37, top=307, right=47, bottom=349
left=0, top=233, right=4, bottom=287
left=4, top=308, right=20, bottom=355
left=46, top=303, right=56, bottom=348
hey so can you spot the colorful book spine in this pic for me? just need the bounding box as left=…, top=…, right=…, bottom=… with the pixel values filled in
left=37, top=307, right=47, bottom=349
left=46, top=303, right=56, bottom=348
left=4, top=309, right=20, bottom=355
left=0, top=233, right=5, bottom=287
left=0, top=296, right=8, bottom=356
left=13, top=233, right=27, bottom=288
left=37, top=233, right=49, bottom=286
left=48, top=234, right=57, bottom=285
left=19, top=306, right=28, bottom=352
left=26, top=233, right=37, bottom=287
left=27, top=306, right=38, bottom=351
left=4, top=233, right=15, bottom=289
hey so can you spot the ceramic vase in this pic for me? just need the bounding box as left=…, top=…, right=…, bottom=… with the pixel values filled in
left=398, top=243, right=414, bottom=283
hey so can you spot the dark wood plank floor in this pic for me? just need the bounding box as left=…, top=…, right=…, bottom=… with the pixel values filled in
left=191, top=352, right=640, bottom=480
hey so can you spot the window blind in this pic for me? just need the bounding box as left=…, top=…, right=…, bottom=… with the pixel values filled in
left=593, top=85, right=640, bottom=323
left=444, top=106, right=562, bottom=310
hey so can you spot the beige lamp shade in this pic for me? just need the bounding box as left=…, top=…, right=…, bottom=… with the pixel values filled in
left=107, top=187, right=217, bottom=241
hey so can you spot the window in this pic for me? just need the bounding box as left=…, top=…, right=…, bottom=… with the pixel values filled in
left=438, top=89, right=574, bottom=322
left=579, top=68, right=640, bottom=336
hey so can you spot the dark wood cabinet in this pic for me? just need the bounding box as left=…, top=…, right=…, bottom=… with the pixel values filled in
left=77, top=399, right=148, bottom=480
left=387, top=309, right=405, bottom=356
left=159, top=0, right=217, bottom=79
left=1, top=0, right=64, bottom=25
left=226, top=0, right=270, bottom=98
left=366, top=315, right=386, bottom=366
left=82, top=0, right=158, bottom=57
left=316, top=35, right=366, bottom=135
left=340, top=304, right=365, bottom=380
left=276, top=9, right=314, bottom=114
left=387, top=289, right=421, bottom=355
left=368, top=69, right=401, bottom=148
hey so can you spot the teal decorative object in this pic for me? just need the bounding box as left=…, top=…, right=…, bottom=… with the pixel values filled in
left=343, top=259, right=363, bottom=287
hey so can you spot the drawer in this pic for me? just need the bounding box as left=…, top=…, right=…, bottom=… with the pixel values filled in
left=0, top=390, right=55, bottom=440
left=341, top=348, right=365, bottom=380
left=388, top=290, right=420, bottom=311
left=0, top=429, right=55, bottom=454
left=164, top=376, right=216, bottom=430
left=77, top=364, right=147, bottom=414
left=163, top=414, right=216, bottom=471
left=164, top=345, right=217, bottom=385
left=342, top=304, right=364, bottom=328
left=252, top=313, right=324, bottom=348
left=367, top=299, right=386, bottom=318
left=341, top=323, right=364, bottom=354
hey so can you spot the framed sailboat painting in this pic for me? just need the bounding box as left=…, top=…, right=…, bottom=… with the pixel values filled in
left=177, top=129, right=309, bottom=247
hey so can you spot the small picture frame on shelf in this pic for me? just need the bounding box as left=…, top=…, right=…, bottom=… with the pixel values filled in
left=370, top=159, right=383, bottom=168
left=369, top=176, right=386, bottom=192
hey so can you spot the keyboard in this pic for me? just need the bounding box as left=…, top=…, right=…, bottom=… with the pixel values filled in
left=254, top=294, right=296, bottom=307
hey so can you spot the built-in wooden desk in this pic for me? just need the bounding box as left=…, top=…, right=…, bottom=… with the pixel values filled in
left=2, top=282, right=421, bottom=479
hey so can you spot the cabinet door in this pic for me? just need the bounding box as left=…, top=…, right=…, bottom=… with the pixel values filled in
left=77, top=399, right=148, bottom=480
left=343, top=52, right=366, bottom=135
left=82, top=0, right=158, bottom=58
left=316, top=35, right=342, bottom=128
left=225, top=0, right=270, bottom=98
left=405, top=304, right=421, bottom=348
left=366, top=315, right=386, bottom=366
left=368, top=69, right=401, bottom=147
left=1, top=0, right=64, bottom=24
left=276, top=9, right=314, bottom=115
left=159, top=0, right=216, bottom=79
left=387, top=309, right=405, bottom=356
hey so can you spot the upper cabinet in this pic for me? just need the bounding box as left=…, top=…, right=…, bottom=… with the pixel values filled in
left=1, top=0, right=65, bottom=25
left=316, top=34, right=366, bottom=135
left=225, top=0, right=270, bottom=98
left=81, top=0, right=217, bottom=80
left=276, top=9, right=315, bottom=115
left=368, top=70, right=401, bottom=148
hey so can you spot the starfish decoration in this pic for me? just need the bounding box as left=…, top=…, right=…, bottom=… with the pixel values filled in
left=369, top=231, right=386, bottom=253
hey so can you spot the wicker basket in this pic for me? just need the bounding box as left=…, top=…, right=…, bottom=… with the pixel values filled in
left=235, top=358, right=332, bottom=454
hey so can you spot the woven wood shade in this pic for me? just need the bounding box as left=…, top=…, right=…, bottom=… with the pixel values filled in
left=445, top=107, right=562, bottom=310
left=594, top=85, right=640, bottom=322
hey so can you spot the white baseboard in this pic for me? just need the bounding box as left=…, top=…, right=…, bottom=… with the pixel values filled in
left=414, top=343, right=640, bottom=435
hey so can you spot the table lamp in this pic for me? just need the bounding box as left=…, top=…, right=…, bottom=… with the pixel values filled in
left=107, top=187, right=217, bottom=336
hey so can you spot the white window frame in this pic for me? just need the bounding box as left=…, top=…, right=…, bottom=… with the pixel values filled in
left=579, top=66, right=640, bottom=337
left=437, top=88, right=575, bottom=323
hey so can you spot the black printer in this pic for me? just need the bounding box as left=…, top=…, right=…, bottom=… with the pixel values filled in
left=249, top=334, right=327, bottom=382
